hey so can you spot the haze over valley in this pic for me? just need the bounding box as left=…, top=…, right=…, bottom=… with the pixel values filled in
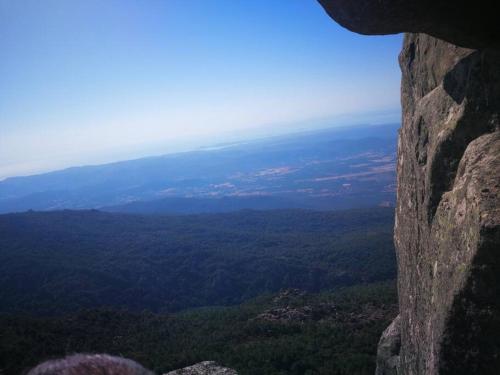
left=0, top=124, right=397, bottom=214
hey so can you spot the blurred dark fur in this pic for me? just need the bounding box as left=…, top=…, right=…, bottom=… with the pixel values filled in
left=26, top=354, right=154, bottom=375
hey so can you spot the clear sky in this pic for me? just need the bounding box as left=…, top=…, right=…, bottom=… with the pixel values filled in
left=0, top=0, right=403, bottom=180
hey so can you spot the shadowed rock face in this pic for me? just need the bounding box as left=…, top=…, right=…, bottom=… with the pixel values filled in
left=318, top=1, right=500, bottom=374
left=317, top=0, right=500, bottom=49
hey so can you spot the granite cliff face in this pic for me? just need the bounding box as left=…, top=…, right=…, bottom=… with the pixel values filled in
left=395, top=35, right=500, bottom=374
left=319, top=1, right=500, bottom=374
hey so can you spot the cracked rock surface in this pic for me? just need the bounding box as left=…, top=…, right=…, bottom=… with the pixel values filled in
left=318, top=1, right=500, bottom=374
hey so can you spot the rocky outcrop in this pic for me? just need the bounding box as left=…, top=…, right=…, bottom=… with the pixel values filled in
left=254, top=289, right=336, bottom=323
left=164, top=361, right=237, bottom=375
left=375, top=315, right=401, bottom=375
left=318, top=1, right=500, bottom=374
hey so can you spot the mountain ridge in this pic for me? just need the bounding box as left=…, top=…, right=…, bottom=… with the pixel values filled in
left=0, top=124, right=398, bottom=214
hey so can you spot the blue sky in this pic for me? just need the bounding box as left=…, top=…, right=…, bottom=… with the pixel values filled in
left=0, top=0, right=402, bottom=179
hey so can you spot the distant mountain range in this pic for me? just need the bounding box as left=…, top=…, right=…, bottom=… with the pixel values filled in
left=0, top=124, right=398, bottom=214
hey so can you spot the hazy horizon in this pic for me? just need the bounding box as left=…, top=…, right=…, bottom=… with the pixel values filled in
left=0, top=119, right=400, bottom=181
left=1, top=0, right=402, bottom=180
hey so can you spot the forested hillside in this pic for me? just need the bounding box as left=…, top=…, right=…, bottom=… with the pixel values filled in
left=0, top=208, right=395, bottom=315
left=0, top=283, right=398, bottom=375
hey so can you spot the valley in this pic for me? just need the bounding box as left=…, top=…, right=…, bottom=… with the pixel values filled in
left=0, top=125, right=399, bottom=374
